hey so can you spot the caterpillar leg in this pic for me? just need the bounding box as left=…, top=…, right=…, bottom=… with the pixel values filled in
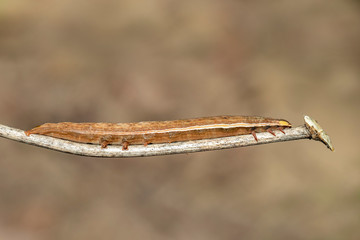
left=252, top=131, right=258, bottom=142
left=278, top=127, right=285, bottom=134
left=122, top=141, right=129, bottom=150
left=267, top=129, right=276, bottom=136
left=101, top=140, right=110, bottom=148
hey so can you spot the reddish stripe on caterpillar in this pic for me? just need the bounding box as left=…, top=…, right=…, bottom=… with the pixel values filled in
left=25, top=116, right=291, bottom=150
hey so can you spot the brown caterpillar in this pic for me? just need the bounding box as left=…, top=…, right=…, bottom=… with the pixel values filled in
left=25, top=116, right=291, bottom=150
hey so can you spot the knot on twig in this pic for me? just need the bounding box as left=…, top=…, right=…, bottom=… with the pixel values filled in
left=304, top=116, right=334, bottom=152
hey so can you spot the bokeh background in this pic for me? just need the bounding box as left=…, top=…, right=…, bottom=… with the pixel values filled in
left=0, top=0, right=359, bottom=239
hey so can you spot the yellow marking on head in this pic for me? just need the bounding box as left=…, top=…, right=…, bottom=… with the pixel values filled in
left=279, top=120, right=291, bottom=126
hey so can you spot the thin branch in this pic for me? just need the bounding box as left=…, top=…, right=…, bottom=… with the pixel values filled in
left=0, top=116, right=333, bottom=157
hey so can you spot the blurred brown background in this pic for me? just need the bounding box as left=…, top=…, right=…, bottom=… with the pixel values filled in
left=0, top=0, right=359, bottom=239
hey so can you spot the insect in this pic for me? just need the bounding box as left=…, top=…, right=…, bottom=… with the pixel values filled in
left=25, top=116, right=291, bottom=150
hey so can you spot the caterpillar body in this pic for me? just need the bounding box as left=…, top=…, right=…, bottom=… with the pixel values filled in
left=25, top=116, right=291, bottom=150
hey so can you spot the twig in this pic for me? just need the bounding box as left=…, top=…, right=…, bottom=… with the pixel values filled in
left=0, top=116, right=333, bottom=157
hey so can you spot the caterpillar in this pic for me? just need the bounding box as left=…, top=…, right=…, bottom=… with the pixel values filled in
left=25, top=116, right=291, bottom=150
